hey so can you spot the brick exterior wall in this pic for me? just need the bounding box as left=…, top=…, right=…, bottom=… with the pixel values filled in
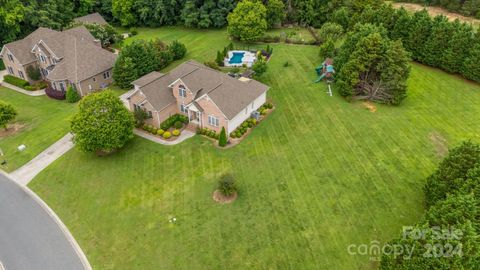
left=196, top=95, right=229, bottom=134
left=2, top=47, right=32, bottom=82
left=78, top=69, right=114, bottom=96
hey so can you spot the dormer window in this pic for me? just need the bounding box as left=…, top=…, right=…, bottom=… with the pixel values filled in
left=178, top=85, right=186, bottom=98
left=40, top=55, right=46, bottom=63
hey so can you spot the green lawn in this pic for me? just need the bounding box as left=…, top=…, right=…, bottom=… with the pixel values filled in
left=0, top=88, right=77, bottom=171
left=30, top=28, right=480, bottom=269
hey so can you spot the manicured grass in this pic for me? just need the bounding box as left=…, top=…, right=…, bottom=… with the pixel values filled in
left=30, top=28, right=480, bottom=269
left=265, top=27, right=317, bottom=42
left=0, top=88, right=77, bottom=171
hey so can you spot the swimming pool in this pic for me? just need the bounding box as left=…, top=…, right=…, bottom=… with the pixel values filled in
left=229, top=52, right=245, bottom=64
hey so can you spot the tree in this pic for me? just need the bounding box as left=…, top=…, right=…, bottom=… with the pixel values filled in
left=227, top=0, right=267, bottom=42
left=218, top=126, right=227, bottom=147
left=0, top=0, right=25, bottom=46
left=390, top=7, right=411, bottom=42
left=0, top=100, right=17, bottom=130
left=405, top=9, right=432, bottom=61
left=266, top=0, right=285, bottom=28
left=462, top=42, right=480, bottom=82
left=336, top=24, right=410, bottom=105
left=168, top=40, right=187, bottom=60
left=113, top=39, right=173, bottom=88
left=112, top=0, right=136, bottom=26
left=83, top=23, right=121, bottom=48
left=318, top=22, right=344, bottom=42
left=441, top=20, right=474, bottom=74
left=71, top=91, right=134, bottom=154
left=318, top=39, right=335, bottom=59
left=329, top=7, right=350, bottom=30
left=422, top=15, right=453, bottom=68
left=65, top=86, right=81, bottom=103
left=217, top=173, right=237, bottom=196
left=26, top=66, right=41, bottom=81
left=424, top=141, right=480, bottom=207
left=252, top=57, right=268, bottom=77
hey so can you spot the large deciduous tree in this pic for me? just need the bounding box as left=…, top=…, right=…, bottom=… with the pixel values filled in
left=71, top=91, right=134, bottom=154
left=336, top=24, right=410, bottom=105
left=227, top=0, right=267, bottom=42
left=266, top=0, right=285, bottom=28
left=112, top=0, right=136, bottom=26
left=0, top=0, right=25, bottom=46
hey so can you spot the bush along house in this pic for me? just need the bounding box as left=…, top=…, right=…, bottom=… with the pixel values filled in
left=0, top=26, right=116, bottom=99
left=125, top=60, right=269, bottom=135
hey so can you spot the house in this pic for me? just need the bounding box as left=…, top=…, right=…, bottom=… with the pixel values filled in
left=0, top=26, right=116, bottom=97
left=126, top=60, right=269, bottom=135
left=73, top=13, right=108, bottom=26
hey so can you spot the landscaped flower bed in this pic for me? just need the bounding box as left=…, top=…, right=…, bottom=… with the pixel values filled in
left=3, top=75, right=48, bottom=91
left=139, top=114, right=188, bottom=141
left=230, top=102, right=274, bottom=141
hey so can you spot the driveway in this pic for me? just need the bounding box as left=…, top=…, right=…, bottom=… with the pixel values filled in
left=0, top=172, right=91, bottom=270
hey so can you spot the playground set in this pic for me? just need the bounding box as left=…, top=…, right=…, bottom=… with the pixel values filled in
left=314, top=58, right=335, bottom=96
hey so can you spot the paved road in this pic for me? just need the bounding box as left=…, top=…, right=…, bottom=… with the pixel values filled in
left=0, top=173, right=90, bottom=270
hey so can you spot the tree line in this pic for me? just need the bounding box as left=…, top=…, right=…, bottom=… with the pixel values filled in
left=353, top=4, right=480, bottom=83
left=396, top=0, right=480, bottom=19
left=381, top=141, right=480, bottom=269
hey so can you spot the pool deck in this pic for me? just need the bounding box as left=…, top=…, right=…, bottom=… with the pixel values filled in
left=224, top=50, right=257, bottom=68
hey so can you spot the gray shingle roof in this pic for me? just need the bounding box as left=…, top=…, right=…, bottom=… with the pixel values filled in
left=73, top=13, right=108, bottom=25
left=2, top=27, right=58, bottom=64
left=136, top=60, right=269, bottom=119
left=132, top=71, right=164, bottom=87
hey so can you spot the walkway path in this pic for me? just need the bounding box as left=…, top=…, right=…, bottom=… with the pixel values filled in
left=10, top=133, right=74, bottom=185
left=134, top=129, right=195, bottom=145
left=0, top=171, right=91, bottom=270
left=0, top=70, right=45, bottom=96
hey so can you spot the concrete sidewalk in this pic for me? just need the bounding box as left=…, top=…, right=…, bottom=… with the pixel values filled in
left=0, top=70, right=45, bottom=96
left=10, top=133, right=74, bottom=185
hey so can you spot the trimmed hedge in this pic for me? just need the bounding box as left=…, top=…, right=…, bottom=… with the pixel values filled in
left=45, top=86, right=66, bottom=100
left=3, top=75, right=30, bottom=88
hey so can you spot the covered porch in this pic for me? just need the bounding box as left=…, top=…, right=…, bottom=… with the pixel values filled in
left=185, top=102, right=203, bottom=128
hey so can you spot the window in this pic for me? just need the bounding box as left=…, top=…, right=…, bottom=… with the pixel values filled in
left=18, top=70, right=24, bottom=79
left=134, top=104, right=141, bottom=111
left=208, top=115, right=219, bottom=127
left=93, top=77, right=96, bottom=82
left=40, top=55, right=46, bottom=63
left=88, top=85, right=92, bottom=90
left=148, top=111, right=152, bottom=118
left=178, top=86, right=186, bottom=98
left=180, top=104, right=188, bottom=113
left=59, top=82, right=65, bottom=92
left=7, top=66, right=13, bottom=75
left=103, top=71, right=110, bottom=79
left=7, top=53, right=13, bottom=62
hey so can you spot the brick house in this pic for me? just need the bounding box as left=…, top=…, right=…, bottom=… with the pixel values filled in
left=125, top=60, right=269, bottom=135
left=0, top=26, right=116, bottom=97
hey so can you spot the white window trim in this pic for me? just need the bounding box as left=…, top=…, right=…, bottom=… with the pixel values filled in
left=208, top=115, right=219, bottom=127
left=179, top=86, right=186, bottom=98
left=18, top=70, right=24, bottom=79
left=180, top=104, right=188, bottom=113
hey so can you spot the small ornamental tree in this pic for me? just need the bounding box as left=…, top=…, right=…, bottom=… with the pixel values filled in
left=84, top=23, right=122, bottom=48
left=65, top=86, right=80, bottom=103
left=218, top=173, right=237, bottom=196
left=318, top=22, right=344, bottom=42
left=252, top=57, right=268, bottom=77
left=218, top=126, right=227, bottom=147
left=227, top=0, right=267, bottom=42
left=318, top=39, right=335, bottom=59
left=26, top=65, right=41, bottom=81
left=0, top=100, right=17, bottom=130
left=71, top=91, right=134, bottom=154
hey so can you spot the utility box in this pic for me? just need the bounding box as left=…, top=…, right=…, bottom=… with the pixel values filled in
left=251, top=111, right=260, bottom=121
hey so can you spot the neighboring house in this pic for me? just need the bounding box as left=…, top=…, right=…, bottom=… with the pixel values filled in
left=126, top=60, right=269, bottom=135
left=0, top=26, right=117, bottom=96
left=73, top=13, right=108, bottom=25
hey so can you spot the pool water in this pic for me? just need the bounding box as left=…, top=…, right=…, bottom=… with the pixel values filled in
left=229, top=52, right=245, bottom=64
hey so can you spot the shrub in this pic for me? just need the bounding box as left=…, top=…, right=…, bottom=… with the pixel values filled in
left=0, top=59, right=4, bottom=70
left=172, top=129, right=181, bottom=136
left=204, top=61, right=220, bottom=70
left=130, top=27, right=137, bottom=35
left=168, top=40, right=187, bottom=60
left=217, top=174, right=237, bottom=196
left=160, top=114, right=188, bottom=130
left=318, top=22, right=344, bottom=42
left=66, top=86, right=81, bottom=103
left=219, top=127, right=227, bottom=147
left=151, top=127, right=158, bottom=134
left=3, top=75, right=29, bottom=88
left=252, top=57, right=268, bottom=77
left=163, top=131, right=172, bottom=139
left=0, top=100, right=17, bottom=130
left=157, top=129, right=165, bottom=135
left=26, top=66, right=41, bottom=81
left=283, top=61, right=290, bottom=67
left=134, top=109, right=148, bottom=126
left=174, top=121, right=183, bottom=129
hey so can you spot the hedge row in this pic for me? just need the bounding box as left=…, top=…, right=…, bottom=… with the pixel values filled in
left=3, top=74, right=29, bottom=88
left=160, top=114, right=188, bottom=130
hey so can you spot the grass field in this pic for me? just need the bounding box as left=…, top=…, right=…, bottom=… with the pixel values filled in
left=0, top=88, right=76, bottom=171
left=30, top=28, right=480, bottom=269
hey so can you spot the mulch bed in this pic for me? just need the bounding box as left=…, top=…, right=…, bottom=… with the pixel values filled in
left=212, top=190, right=238, bottom=204
left=0, top=123, right=26, bottom=138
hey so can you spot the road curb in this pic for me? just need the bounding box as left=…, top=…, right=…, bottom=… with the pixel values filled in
left=0, top=170, right=92, bottom=270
